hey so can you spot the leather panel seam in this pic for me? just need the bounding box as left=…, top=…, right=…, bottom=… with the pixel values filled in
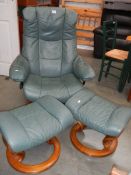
left=36, top=101, right=63, bottom=130
left=60, top=8, right=66, bottom=75
left=36, top=7, right=40, bottom=75
left=61, top=76, right=71, bottom=98
left=77, top=95, right=96, bottom=115
left=10, top=111, right=32, bottom=148
left=105, top=105, right=120, bottom=127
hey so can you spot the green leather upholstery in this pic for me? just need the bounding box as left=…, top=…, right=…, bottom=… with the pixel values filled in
left=24, top=73, right=83, bottom=102
left=66, top=88, right=131, bottom=137
left=0, top=96, right=74, bottom=153
left=9, top=55, right=30, bottom=82
left=73, top=56, right=95, bottom=80
left=9, top=7, right=95, bottom=102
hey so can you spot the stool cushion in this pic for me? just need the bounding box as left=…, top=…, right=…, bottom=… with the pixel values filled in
left=66, top=88, right=131, bottom=137
left=0, top=96, right=74, bottom=153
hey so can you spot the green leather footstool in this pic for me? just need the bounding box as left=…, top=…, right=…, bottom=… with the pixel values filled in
left=66, top=88, right=131, bottom=157
left=0, top=96, right=74, bottom=174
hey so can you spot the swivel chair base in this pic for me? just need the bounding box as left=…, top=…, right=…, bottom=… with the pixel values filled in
left=5, top=137, right=60, bottom=174
left=70, top=122, right=118, bottom=157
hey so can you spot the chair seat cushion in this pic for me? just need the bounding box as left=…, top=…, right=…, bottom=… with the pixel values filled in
left=66, top=88, right=131, bottom=137
left=105, top=49, right=128, bottom=60
left=0, top=96, right=74, bottom=153
left=23, top=73, right=83, bottom=102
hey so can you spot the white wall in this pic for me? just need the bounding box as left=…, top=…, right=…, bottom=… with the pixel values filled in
left=65, top=2, right=101, bottom=9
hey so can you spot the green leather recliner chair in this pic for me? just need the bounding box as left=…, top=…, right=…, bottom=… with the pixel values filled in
left=1, top=7, right=130, bottom=174
left=9, top=7, right=95, bottom=102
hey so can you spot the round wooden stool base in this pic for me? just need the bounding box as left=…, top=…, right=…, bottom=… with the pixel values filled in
left=70, top=122, right=118, bottom=157
left=6, top=137, right=60, bottom=174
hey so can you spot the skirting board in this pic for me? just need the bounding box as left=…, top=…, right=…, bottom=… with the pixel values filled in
left=77, top=45, right=94, bottom=50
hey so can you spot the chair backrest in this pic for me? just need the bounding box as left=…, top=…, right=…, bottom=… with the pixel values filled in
left=102, top=20, right=117, bottom=54
left=127, top=44, right=131, bottom=65
left=22, top=7, right=77, bottom=77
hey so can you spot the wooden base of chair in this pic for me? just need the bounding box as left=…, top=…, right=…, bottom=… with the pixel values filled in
left=5, top=137, right=60, bottom=174
left=70, top=122, right=118, bottom=157
left=111, top=165, right=128, bottom=175
left=127, top=88, right=131, bottom=101
left=25, top=100, right=32, bottom=105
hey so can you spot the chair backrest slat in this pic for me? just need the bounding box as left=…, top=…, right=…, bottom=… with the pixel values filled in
left=61, top=0, right=103, bottom=47
left=102, top=20, right=117, bottom=54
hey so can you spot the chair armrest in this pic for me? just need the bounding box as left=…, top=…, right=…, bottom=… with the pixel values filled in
left=73, top=56, right=95, bottom=81
left=9, top=55, right=30, bottom=82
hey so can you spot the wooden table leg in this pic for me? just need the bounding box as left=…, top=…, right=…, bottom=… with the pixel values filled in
left=127, top=88, right=131, bottom=101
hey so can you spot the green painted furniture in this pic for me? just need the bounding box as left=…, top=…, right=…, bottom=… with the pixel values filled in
left=0, top=95, right=74, bottom=174
left=66, top=88, right=131, bottom=157
left=9, top=7, right=95, bottom=102
left=98, top=20, right=130, bottom=92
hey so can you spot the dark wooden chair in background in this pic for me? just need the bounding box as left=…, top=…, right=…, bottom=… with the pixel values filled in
left=126, top=35, right=131, bottom=102
left=98, top=20, right=130, bottom=92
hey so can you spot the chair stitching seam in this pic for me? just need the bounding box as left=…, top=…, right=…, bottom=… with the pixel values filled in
left=77, top=95, right=96, bottom=114
left=60, top=8, right=66, bottom=75
left=61, top=76, right=71, bottom=98
left=105, top=105, right=120, bottom=128
left=36, top=101, right=63, bottom=130
left=36, top=7, right=40, bottom=75
left=10, top=112, right=32, bottom=147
